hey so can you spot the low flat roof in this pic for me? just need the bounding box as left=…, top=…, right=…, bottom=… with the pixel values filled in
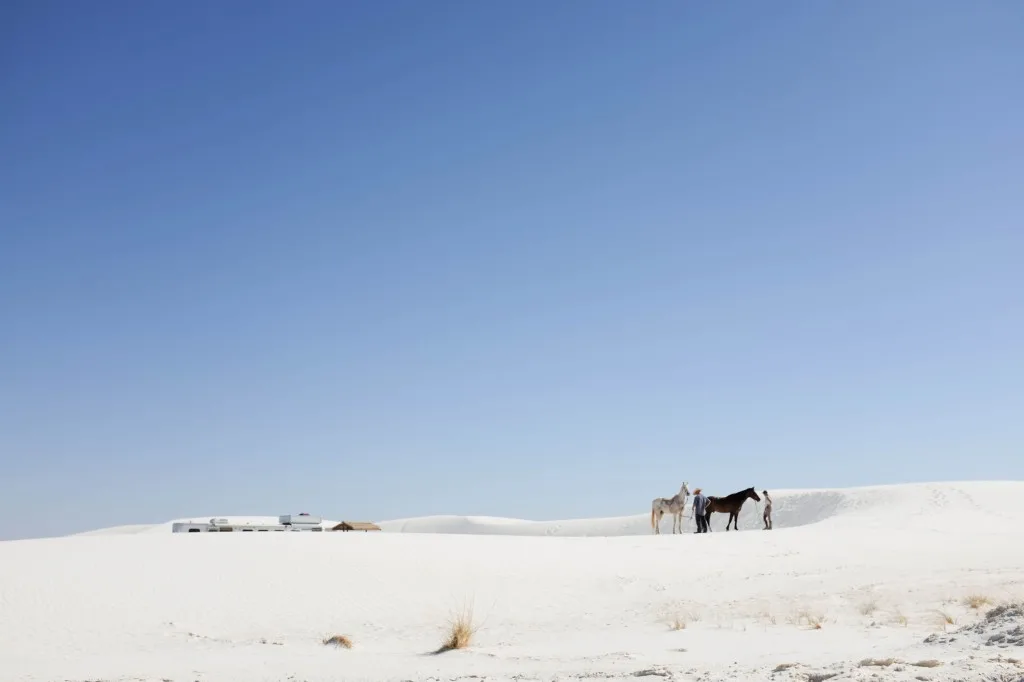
left=332, top=521, right=382, bottom=531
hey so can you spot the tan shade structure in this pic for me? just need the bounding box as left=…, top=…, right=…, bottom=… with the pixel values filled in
left=331, top=521, right=382, bottom=532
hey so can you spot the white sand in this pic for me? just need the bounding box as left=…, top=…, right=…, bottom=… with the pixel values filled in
left=2, top=481, right=1023, bottom=682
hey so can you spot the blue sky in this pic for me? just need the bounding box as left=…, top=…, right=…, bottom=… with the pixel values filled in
left=1, top=1, right=1022, bottom=540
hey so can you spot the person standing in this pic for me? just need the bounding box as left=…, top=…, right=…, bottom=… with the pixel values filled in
left=762, top=490, right=773, bottom=530
left=692, top=488, right=710, bottom=533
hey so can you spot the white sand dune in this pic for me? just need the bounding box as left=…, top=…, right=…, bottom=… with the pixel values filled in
left=82, top=481, right=1021, bottom=537
left=4, top=481, right=1024, bottom=682
left=378, top=481, right=1019, bottom=535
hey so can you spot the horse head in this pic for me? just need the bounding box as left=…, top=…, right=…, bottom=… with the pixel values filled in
left=680, top=481, right=690, bottom=495
left=747, top=487, right=762, bottom=501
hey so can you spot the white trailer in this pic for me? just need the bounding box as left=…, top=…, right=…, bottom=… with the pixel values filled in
left=172, top=514, right=325, bottom=533
left=279, top=513, right=322, bottom=526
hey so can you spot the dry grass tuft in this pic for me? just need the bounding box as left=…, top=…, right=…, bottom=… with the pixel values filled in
left=892, top=608, right=908, bottom=627
left=322, top=634, right=352, bottom=649
left=859, top=600, right=879, bottom=616
left=434, top=604, right=478, bottom=654
left=659, top=603, right=698, bottom=630
left=796, top=610, right=825, bottom=629
left=936, top=609, right=956, bottom=628
left=859, top=658, right=897, bottom=667
left=668, top=615, right=687, bottom=631
left=964, top=594, right=992, bottom=610
left=910, top=659, right=943, bottom=668
left=773, top=662, right=800, bottom=672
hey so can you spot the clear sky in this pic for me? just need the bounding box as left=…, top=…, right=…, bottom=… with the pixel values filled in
left=1, top=1, right=1022, bottom=541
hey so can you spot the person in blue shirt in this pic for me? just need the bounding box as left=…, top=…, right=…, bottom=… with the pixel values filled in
left=692, top=488, right=710, bottom=533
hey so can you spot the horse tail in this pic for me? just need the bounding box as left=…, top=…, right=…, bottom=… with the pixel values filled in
left=650, top=507, right=656, bottom=528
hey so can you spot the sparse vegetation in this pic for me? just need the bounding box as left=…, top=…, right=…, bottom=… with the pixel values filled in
left=964, top=594, right=992, bottom=610
left=796, top=609, right=825, bottom=629
left=806, top=673, right=838, bottom=682
left=434, top=604, right=478, bottom=654
left=659, top=604, right=698, bottom=631
left=910, top=659, right=943, bottom=668
left=858, top=658, right=942, bottom=669
left=773, top=662, right=800, bottom=672
left=937, top=609, right=956, bottom=628
left=892, top=608, right=908, bottom=627
left=323, top=634, right=352, bottom=649
left=859, top=600, right=879, bottom=616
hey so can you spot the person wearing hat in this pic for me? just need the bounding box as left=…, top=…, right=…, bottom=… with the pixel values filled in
left=692, top=488, right=710, bottom=533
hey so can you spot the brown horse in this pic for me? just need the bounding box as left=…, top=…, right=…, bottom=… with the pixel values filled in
left=704, top=487, right=761, bottom=531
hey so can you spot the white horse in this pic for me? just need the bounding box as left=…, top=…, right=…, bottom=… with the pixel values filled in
left=651, top=482, right=690, bottom=534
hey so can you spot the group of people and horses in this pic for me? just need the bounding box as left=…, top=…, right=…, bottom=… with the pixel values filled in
left=650, top=482, right=774, bottom=535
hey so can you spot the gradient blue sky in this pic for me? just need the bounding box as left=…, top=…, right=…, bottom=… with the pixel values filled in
left=2, top=1, right=1022, bottom=540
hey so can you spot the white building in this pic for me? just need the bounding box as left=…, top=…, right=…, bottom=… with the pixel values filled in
left=172, top=514, right=324, bottom=533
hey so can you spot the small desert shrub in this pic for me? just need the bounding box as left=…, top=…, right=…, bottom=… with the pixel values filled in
left=910, top=659, right=942, bottom=668
left=435, top=605, right=478, bottom=654
left=806, top=673, right=838, bottom=682
left=964, top=594, right=992, bottom=610
left=859, top=600, right=879, bottom=616
left=773, top=662, right=799, bottom=672
left=892, top=608, right=908, bottom=626
left=796, top=610, right=824, bottom=629
left=668, top=615, right=687, bottom=631
left=664, top=608, right=700, bottom=630
left=323, top=634, right=352, bottom=649
left=859, top=658, right=896, bottom=667
left=937, top=610, right=956, bottom=628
